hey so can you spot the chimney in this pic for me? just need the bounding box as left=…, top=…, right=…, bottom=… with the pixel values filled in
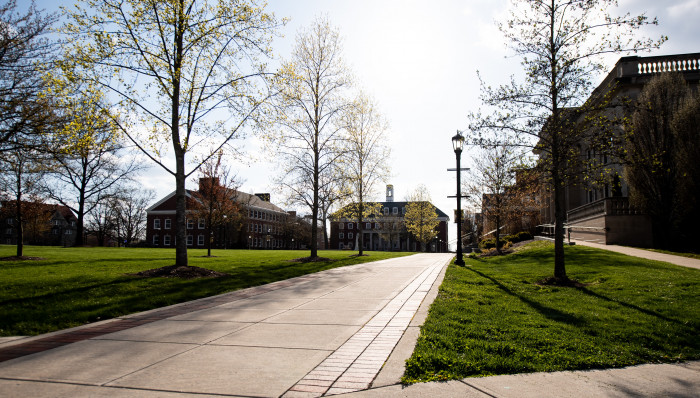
left=386, top=185, right=394, bottom=202
left=199, top=177, right=219, bottom=192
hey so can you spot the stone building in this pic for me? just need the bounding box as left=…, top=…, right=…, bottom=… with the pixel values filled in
left=538, top=52, right=700, bottom=246
left=330, top=185, right=449, bottom=252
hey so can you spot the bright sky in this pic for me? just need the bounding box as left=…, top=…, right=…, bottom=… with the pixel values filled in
left=31, top=0, right=700, bottom=247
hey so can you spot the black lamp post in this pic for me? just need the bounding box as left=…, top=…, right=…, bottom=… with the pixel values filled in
left=452, top=131, right=465, bottom=266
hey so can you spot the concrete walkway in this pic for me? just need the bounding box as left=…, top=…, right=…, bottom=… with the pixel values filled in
left=572, top=240, right=700, bottom=270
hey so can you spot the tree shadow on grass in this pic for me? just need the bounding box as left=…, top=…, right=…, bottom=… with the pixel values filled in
left=467, top=267, right=586, bottom=327
left=574, top=286, right=686, bottom=326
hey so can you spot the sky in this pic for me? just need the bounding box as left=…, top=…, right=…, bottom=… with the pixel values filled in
left=30, top=0, right=700, bottom=247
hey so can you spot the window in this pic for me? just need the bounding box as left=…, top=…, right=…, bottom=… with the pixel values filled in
left=198, top=219, right=205, bottom=229
left=383, top=207, right=389, bottom=215
left=164, top=235, right=171, bottom=246
left=71, top=220, right=76, bottom=226
left=375, top=223, right=380, bottom=229
left=52, top=229, right=59, bottom=235
left=187, top=219, right=194, bottom=229
left=393, top=207, right=398, bottom=214
left=366, top=222, right=371, bottom=229
left=198, top=234, right=205, bottom=245
left=348, top=232, right=353, bottom=239
left=187, top=235, right=193, bottom=246
left=348, top=223, right=353, bottom=229
left=153, top=235, right=159, bottom=245
left=339, top=232, right=344, bottom=239
left=6, top=228, right=12, bottom=234
left=402, top=207, right=406, bottom=214
left=339, top=243, right=344, bottom=249
left=65, top=229, right=72, bottom=235
left=339, top=223, right=344, bottom=229
left=154, top=219, right=161, bottom=229
left=6, top=219, right=12, bottom=225
left=164, top=219, right=171, bottom=229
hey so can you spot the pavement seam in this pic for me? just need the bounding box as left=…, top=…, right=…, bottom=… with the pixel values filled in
left=0, top=376, right=260, bottom=397
left=458, top=379, right=501, bottom=398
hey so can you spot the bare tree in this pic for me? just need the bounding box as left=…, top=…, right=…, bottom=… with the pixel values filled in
left=0, top=0, right=56, bottom=153
left=61, top=0, right=283, bottom=267
left=318, top=170, right=350, bottom=250
left=469, top=0, right=664, bottom=281
left=190, top=152, right=243, bottom=256
left=43, top=85, right=139, bottom=246
left=0, top=148, right=47, bottom=256
left=336, top=92, right=391, bottom=256
left=111, top=186, right=155, bottom=246
left=274, top=16, right=352, bottom=259
left=466, top=145, right=537, bottom=253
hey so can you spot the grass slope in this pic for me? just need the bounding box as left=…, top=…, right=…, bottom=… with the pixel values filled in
left=0, top=246, right=411, bottom=336
left=403, top=241, right=700, bottom=383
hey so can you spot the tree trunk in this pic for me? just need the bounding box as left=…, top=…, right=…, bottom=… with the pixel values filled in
left=357, top=202, right=364, bottom=256
left=15, top=197, right=23, bottom=257
left=310, top=152, right=319, bottom=258
left=174, top=153, right=188, bottom=267
left=552, top=162, right=568, bottom=280
left=495, top=216, right=501, bottom=253
left=173, top=3, right=188, bottom=267
left=75, top=200, right=85, bottom=246
left=549, top=17, right=567, bottom=281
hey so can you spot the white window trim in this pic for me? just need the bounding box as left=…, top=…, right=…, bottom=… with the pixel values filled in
left=153, top=235, right=159, bottom=245
left=187, top=235, right=193, bottom=246
left=164, top=235, right=171, bottom=246
left=154, top=219, right=161, bottom=229
left=164, top=219, right=171, bottom=229
left=198, top=219, right=205, bottom=229
left=198, top=234, right=205, bottom=245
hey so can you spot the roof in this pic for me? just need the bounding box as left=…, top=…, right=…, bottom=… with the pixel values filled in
left=146, top=189, right=287, bottom=214
left=0, top=200, right=76, bottom=220
left=334, top=201, right=450, bottom=220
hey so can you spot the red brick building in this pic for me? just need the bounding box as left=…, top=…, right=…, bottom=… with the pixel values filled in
left=146, top=179, right=292, bottom=249
left=1, top=201, right=78, bottom=246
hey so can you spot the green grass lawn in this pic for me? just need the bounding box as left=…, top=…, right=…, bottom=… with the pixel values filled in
left=0, top=245, right=411, bottom=336
left=403, top=241, right=700, bottom=383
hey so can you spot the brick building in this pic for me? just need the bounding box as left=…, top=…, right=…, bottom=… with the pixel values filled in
left=0, top=201, right=78, bottom=246
left=146, top=178, right=292, bottom=249
left=330, top=185, right=449, bottom=252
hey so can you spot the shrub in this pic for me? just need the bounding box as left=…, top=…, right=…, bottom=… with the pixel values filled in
left=480, top=231, right=533, bottom=249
